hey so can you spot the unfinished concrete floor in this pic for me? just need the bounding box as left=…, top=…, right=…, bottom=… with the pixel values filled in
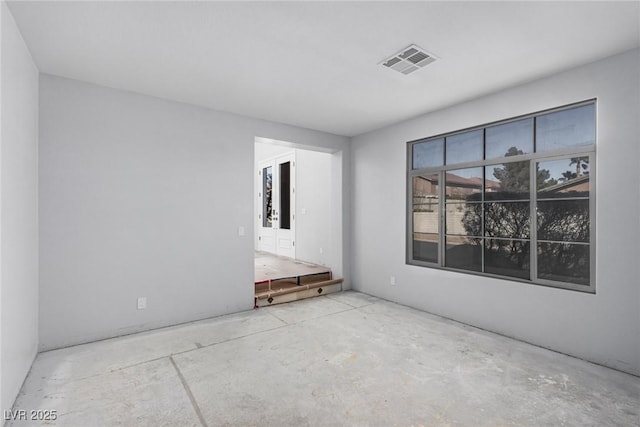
left=10, top=292, right=639, bottom=426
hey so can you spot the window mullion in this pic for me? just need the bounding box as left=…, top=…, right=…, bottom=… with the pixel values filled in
left=481, top=163, right=485, bottom=273
left=589, top=151, right=596, bottom=290
left=439, top=170, right=445, bottom=266
left=407, top=169, right=412, bottom=264
left=441, top=138, right=446, bottom=267
left=530, top=113, right=537, bottom=282
left=530, top=158, right=538, bottom=282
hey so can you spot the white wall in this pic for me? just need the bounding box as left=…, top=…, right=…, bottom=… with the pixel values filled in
left=350, top=49, right=640, bottom=375
left=0, top=0, right=39, bottom=413
left=254, top=144, right=336, bottom=269
left=38, top=74, right=349, bottom=351
left=295, top=149, right=334, bottom=267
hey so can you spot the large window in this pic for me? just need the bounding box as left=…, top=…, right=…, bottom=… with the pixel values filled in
left=407, top=101, right=595, bottom=292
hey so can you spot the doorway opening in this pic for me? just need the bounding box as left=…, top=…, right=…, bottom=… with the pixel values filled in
left=254, top=138, right=344, bottom=306
left=257, top=152, right=296, bottom=258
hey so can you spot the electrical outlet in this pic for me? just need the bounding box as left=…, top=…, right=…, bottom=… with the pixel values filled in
left=319, top=247, right=324, bottom=254
left=390, top=276, right=396, bottom=286
left=137, top=297, right=147, bottom=310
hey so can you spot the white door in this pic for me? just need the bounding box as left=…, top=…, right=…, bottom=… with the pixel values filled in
left=258, top=153, right=296, bottom=258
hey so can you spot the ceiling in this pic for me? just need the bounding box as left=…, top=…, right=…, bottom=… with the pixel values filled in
left=7, top=1, right=640, bottom=137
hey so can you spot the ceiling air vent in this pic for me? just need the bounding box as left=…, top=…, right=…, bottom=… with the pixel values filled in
left=381, top=44, right=437, bottom=75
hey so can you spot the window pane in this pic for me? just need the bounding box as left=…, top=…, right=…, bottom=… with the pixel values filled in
left=413, top=139, right=444, bottom=169
left=413, top=175, right=439, bottom=235
left=536, top=104, right=595, bottom=152
left=537, top=200, right=589, bottom=242
left=484, top=202, right=530, bottom=238
left=538, top=242, right=590, bottom=285
left=413, top=175, right=439, bottom=262
left=537, top=157, right=590, bottom=199
left=413, top=174, right=439, bottom=198
left=446, top=130, right=483, bottom=164
left=446, top=202, right=481, bottom=237
left=279, top=162, right=291, bottom=230
left=262, top=166, right=272, bottom=227
left=485, top=161, right=530, bottom=200
left=485, top=118, right=533, bottom=160
left=445, top=168, right=483, bottom=202
left=445, top=237, right=482, bottom=272
left=413, top=233, right=438, bottom=263
left=485, top=239, right=530, bottom=279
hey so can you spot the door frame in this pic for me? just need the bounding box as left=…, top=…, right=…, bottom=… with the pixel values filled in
left=257, top=152, right=296, bottom=259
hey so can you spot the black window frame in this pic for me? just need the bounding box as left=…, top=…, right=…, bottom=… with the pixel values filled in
left=407, top=100, right=596, bottom=293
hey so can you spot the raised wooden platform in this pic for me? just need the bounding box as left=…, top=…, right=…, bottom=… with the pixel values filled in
left=254, top=252, right=342, bottom=307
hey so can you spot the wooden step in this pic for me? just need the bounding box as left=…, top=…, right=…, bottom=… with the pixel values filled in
left=255, top=278, right=343, bottom=307
left=255, top=272, right=332, bottom=294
